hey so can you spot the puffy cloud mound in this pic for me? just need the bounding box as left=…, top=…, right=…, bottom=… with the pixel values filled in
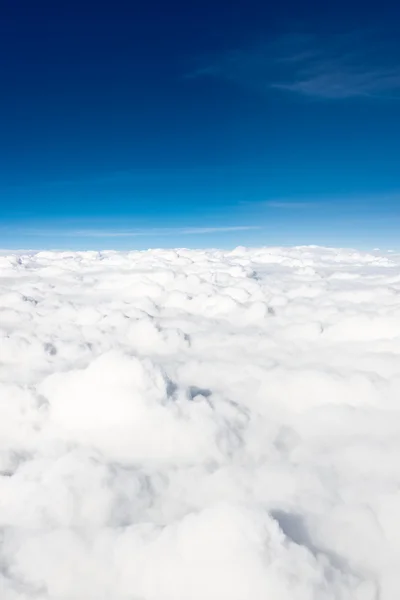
left=0, top=245, right=400, bottom=599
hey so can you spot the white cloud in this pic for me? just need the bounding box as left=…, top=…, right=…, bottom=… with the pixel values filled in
left=191, top=32, right=400, bottom=100
left=0, top=245, right=400, bottom=598
left=14, top=225, right=260, bottom=238
left=264, top=201, right=325, bottom=209
left=271, top=69, right=400, bottom=99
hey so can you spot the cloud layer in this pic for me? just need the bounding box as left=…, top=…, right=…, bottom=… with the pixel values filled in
left=1, top=245, right=400, bottom=598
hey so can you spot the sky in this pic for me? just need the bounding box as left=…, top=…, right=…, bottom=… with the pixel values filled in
left=1, top=0, right=400, bottom=250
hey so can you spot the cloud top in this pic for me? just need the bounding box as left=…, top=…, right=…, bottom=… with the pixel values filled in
left=0, top=244, right=400, bottom=598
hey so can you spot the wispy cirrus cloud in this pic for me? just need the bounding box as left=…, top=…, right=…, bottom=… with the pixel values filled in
left=13, top=225, right=260, bottom=238
left=190, top=32, right=400, bottom=100
left=271, top=64, right=400, bottom=99
left=265, top=201, right=326, bottom=209
left=241, top=197, right=331, bottom=209
left=245, top=191, right=400, bottom=212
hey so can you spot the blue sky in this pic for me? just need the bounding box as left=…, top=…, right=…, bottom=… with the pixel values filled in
left=1, top=0, right=400, bottom=249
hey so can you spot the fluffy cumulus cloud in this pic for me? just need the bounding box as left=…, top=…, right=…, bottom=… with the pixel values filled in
left=1, top=245, right=400, bottom=599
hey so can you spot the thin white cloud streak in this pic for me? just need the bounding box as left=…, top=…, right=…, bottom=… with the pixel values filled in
left=15, top=225, right=260, bottom=238
left=246, top=191, right=400, bottom=210
left=271, top=69, right=400, bottom=99
left=265, top=201, right=326, bottom=209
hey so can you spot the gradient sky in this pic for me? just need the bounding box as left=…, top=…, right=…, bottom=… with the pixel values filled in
left=2, top=0, right=400, bottom=250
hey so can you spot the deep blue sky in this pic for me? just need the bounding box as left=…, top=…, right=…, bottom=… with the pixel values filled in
left=2, top=0, right=400, bottom=249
